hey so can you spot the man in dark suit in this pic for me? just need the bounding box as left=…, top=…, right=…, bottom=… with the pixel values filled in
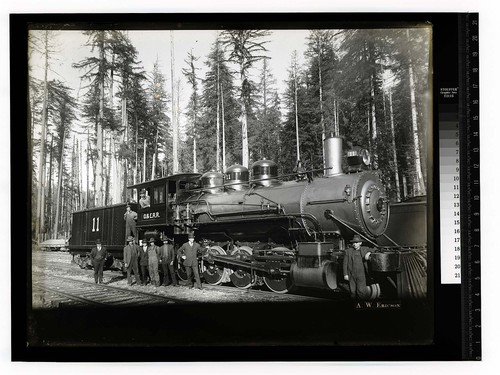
left=343, top=234, right=372, bottom=299
left=90, top=239, right=107, bottom=284
left=138, top=241, right=149, bottom=285
left=159, top=237, right=178, bottom=287
left=178, top=233, right=202, bottom=289
left=123, top=236, right=141, bottom=286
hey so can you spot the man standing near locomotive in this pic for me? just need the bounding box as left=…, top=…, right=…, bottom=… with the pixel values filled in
left=178, top=233, right=202, bottom=290
left=138, top=241, right=149, bottom=285
left=159, top=237, right=178, bottom=287
left=123, top=204, right=137, bottom=242
left=343, top=234, right=372, bottom=299
left=147, top=237, right=161, bottom=287
left=90, top=239, right=107, bottom=284
left=123, top=236, right=141, bottom=286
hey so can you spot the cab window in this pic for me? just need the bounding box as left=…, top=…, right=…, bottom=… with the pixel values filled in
left=153, top=186, right=164, bottom=204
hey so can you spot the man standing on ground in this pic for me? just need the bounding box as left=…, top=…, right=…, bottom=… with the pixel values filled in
left=90, top=239, right=107, bottom=284
left=159, top=237, right=178, bottom=287
left=343, top=234, right=372, bottom=299
left=178, top=233, right=202, bottom=290
left=123, top=236, right=141, bottom=286
left=147, top=237, right=161, bottom=287
left=138, top=241, right=149, bottom=285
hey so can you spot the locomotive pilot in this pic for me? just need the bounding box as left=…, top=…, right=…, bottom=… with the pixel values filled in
left=343, top=234, right=372, bottom=300
left=123, top=204, right=138, bottom=242
left=123, top=236, right=141, bottom=286
left=147, top=237, right=161, bottom=287
left=178, top=233, right=202, bottom=290
left=159, top=237, right=179, bottom=287
left=90, top=239, right=107, bottom=284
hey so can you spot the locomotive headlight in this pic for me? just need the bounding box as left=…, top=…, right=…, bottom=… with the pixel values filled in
left=360, top=149, right=371, bottom=166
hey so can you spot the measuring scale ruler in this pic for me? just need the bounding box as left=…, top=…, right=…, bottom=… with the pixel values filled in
left=439, top=13, right=480, bottom=360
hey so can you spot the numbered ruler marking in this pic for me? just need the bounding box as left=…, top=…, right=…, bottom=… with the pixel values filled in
left=439, top=95, right=461, bottom=284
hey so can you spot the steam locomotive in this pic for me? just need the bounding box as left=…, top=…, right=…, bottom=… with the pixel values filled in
left=69, top=136, right=426, bottom=299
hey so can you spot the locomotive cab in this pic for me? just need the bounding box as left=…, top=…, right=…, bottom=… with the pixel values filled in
left=126, top=173, right=202, bottom=238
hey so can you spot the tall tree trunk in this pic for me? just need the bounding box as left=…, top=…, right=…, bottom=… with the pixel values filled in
left=86, top=128, right=90, bottom=208
left=134, top=112, right=138, bottom=184
left=176, top=79, right=181, bottom=172
left=388, top=88, right=401, bottom=201
left=54, top=127, right=66, bottom=238
left=407, top=30, right=426, bottom=196
left=152, top=126, right=159, bottom=180
left=47, top=135, right=54, bottom=239
left=36, top=30, right=49, bottom=245
left=293, top=55, right=300, bottom=160
left=220, top=79, right=226, bottom=172
left=142, top=138, right=147, bottom=182
left=171, top=31, right=179, bottom=173
left=370, top=72, right=378, bottom=163
left=318, top=51, right=325, bottom=166
left=95, top=31, right=105, bottom=206
left=240, top=69, right=249, bottom=168
left=216, top=61, right=221, bottom=171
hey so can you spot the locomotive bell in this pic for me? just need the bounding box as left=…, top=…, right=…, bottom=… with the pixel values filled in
left=251, top=159, right=279, bottom=187
left=201, top=171, right=224, bottom=194
left=324, top=136, right=343, bottom=177
left=225, top=164, right=249, bottom=191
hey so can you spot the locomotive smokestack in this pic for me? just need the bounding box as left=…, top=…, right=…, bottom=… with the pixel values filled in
left=324, top=136, right=343, bottom=176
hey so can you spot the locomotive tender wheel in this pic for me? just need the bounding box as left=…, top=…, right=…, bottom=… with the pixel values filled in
left=229, top=246, right=253, bottom=289
left=202, top=246, right=229, bottom=285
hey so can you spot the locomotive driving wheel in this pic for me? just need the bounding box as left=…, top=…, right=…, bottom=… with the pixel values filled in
left=263, top=247, right=296, bottom=294
left=229, top=246, right=253, bottom=289
left=202, top=246, right=229, bottom=285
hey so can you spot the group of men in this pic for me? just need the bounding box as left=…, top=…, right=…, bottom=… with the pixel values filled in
left=123, top=236, right=179, bottom=287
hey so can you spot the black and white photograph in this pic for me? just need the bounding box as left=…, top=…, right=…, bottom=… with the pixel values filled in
left=19, top=14, right=435, bottom=358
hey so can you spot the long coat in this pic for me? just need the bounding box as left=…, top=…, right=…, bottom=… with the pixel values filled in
left=159, top=244, right=175, bottom=264
left=178, top=241, right=201, bottom=267
left=123, top=244, right=138, bottom=267
left=343, top=246, right=370, bottom=279
left=90, top=246, right=107, bottom=264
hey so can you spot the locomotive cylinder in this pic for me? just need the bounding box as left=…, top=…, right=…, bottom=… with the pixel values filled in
left=290, top=261, right=338, bottom=290
left=290, top=242, right=338, bottom=290
left=324, top=136, right=343, bottom=177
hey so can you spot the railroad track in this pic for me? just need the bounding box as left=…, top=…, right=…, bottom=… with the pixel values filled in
left=32, top=252, right=339, bottom=303
left=32, top=273, right=184, bottom=308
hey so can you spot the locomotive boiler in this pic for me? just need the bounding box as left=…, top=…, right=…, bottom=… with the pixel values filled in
left=69, top=136, right=417, bottom=299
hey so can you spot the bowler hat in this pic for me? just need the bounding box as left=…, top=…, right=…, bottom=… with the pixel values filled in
left=350, top=234, right=363, bottom=243
left=188, top=233, right=195, bottom=239
left=96, top=238, right=101, bottom=244
left=140, top=189, right=147, bottom=195
left=162, top=237, right=172, bottom=243
left=127, top=236, right=134, bottom=242
left=149, top=237, right=156, bottom=243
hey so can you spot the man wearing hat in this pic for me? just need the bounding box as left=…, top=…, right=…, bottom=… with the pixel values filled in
left=123, top=236, right=141, bottom=286
left=178, top=233, right=202, bottom=289
left=139, top=189, right=151, bottom=208
left=90, top=239, right=108, bottom=284
left=147, top=238, right=161, bottom=287
left=123, top=204, right=138, bottom=242
left=343, top=234, right=372, bottom=299
left=159, top=237, right=178, bottom=287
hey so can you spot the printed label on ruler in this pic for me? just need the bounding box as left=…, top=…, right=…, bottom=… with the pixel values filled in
left=439, top=97, right=461, bottom=283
